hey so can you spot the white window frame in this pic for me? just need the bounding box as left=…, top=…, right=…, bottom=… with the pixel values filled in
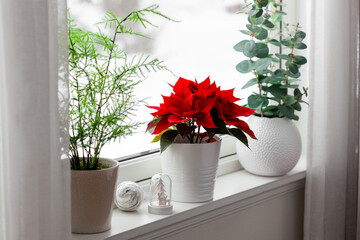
left=115, top=0, right=306, bottom=183
left=117, top=135, right=240, bottom=183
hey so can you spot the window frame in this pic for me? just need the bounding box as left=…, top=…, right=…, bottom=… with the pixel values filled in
left=115, top=0, right=306, bottom=183
left=116, top=135, right=240, bottom=183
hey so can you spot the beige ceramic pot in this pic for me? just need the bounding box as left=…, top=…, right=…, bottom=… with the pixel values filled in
left=71, top=158, right=119, bottom=234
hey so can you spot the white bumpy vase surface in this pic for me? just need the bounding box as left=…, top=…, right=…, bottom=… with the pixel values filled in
left=71, top=158, right=119, bottom=234
left=161, top=136, right=221, bottom=203
left=236, top=116, right=301, bottom=176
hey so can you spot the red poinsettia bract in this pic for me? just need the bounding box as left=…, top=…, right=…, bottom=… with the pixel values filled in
left=146, top=77, right=256, bottom=152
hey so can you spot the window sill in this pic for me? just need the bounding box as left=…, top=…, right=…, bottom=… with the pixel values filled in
left=72, top=159, right=306, bottom=240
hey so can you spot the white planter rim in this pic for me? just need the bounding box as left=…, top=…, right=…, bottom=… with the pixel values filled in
left=171, top=135, right=222, bottom=146
left=252, top=114, right=289, bottom=121
left=71, top=158, right=119, bottom=172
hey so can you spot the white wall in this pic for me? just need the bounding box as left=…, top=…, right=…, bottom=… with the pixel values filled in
left=163, top=188, right=304, bottom=240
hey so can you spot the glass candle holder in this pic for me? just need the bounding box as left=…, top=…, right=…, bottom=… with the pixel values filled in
left=148, top=173, right=173, bottom=215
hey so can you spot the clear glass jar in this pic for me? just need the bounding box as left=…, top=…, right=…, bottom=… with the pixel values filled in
left=148, top=173, right=173, bottom=215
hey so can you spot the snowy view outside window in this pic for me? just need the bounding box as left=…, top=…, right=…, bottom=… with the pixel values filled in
left=68, top=0, right=249, bottom=159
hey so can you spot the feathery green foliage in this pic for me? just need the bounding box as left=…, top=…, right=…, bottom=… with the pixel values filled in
left=69, top=5, right=171, bottom=170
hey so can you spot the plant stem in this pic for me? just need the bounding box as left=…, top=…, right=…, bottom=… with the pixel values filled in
left=195, top=126, right=200, bottom=143
left=255, top=72, right=264, bottom=117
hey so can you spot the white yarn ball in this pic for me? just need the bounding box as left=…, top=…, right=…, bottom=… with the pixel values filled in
left=114, top=181, right=144, bottom=211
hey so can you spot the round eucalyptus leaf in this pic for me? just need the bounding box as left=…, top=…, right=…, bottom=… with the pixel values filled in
left=295, top=31, right=306, bottom=40
left=269, top=39, right=281, bottom=47
left=293, top=102, right=302, bottom=111
left=244, top=40, right=257, bottom=58
left=257, top=69, right=272, bottom=75
left=284, top=95, right=297, bottom=106
left=274, top=69, right=287, bottom=76
left=242, top=78, right=258, bottom=89
left=248, top=94, right=268, bottom=109
left=248, top=16, right=264, bottom=25
left=255, top=28, right=268, bottom=40
left=255, top=43, right=269, bottom=58
left=275, top=10, right=287, bottom=15
left=236, top=60, right=253, bottom=73
left=248, top=9, right=259, bottom=17
left=268, top=84, right=287, bottom=99
left=293, top=38, right=303, bottom=44
left=234, top=40, right=249, bottom=52
left=278, top=105, right=299, bottom=120
left=254, top=58, right=272, bottom=71
left=263, top=20, right=275, bottom=28
left=281, top=40, right=291, bottom=47
left=287, top=70, right=301, bottom=78
left=255, top=0, right=269, bottom=8
left=240, top=30, right=251, bottom=35
left=275, top=53, right=290, bottom=60
left=280, top=84, right=299, bottom=89
left=293, top=56, right=307, bottom=65
left=294, top=88, right=301, bottom=97
left=294, top=43, right=307, bottom=49
left=246, top=24, right=261, bottom=33
left=288, top=63, right=299, bottom=74
left=255, top=9, right=263, bottom=17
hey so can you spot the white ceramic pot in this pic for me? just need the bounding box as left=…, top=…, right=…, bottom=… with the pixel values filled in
left=71, top=158, right=119, bottom=234
left=161, top=136, right=221, bottom=203
left=236, top=116, right=301, bottom=176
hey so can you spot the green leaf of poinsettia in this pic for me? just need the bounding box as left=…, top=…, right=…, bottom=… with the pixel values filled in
left=176, top=123, right=196, bottom=139
left=228, top=128, right=249, bottom=148
left=160, top=130, right=179, bottom=153
left=151, top=128, right=171, bottom=143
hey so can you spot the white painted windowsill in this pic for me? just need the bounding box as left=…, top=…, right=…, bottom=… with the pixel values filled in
left=72, top=160, right=306, bottom=240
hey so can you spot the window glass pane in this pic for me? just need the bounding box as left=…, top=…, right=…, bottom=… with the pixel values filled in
left=68, top=0, right=249, bottom=159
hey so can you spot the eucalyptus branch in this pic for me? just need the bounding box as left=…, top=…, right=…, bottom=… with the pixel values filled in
left=234, top=0, right=307, bottom=120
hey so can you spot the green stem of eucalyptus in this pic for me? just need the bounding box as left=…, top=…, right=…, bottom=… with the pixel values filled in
left=255, top=72, right=264, bottom=117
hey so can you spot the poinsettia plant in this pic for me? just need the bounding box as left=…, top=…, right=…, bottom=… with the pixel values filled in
left=146, top=77, right=257, bottom=152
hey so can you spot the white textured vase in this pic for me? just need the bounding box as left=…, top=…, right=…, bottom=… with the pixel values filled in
left=161, top=136, right=221, bottom=203
left=71, top=158, right=119, bottom=234
left=236, top=116, right=301, bottom=176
